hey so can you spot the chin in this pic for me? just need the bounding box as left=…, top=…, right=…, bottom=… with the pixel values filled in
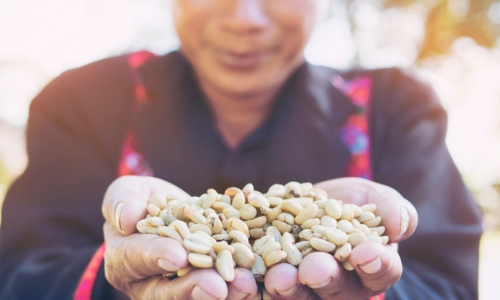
left=212, top=76, right=280, bottom=98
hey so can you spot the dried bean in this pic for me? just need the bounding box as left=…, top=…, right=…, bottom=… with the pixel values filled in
left=188, top=253, right=213, bottom=268
left=213, top=241, right=235, bottom=254
left=295, top=203, right=318, bottom=225
left=301, top=218, right=320, bottom=230
left=250, top=228, right=267, bottom=239
left=310, top=238, right=336, bottom=252
left=363, top=216, right=382, bottom=227
left=264, top=250, right=287, bottom=267
left=232, top=243, right=255, bottom=269
left=361, top=203, right=377, bottom=213
left=272, top=220, right=293, bottom=234
left=245, top=216, right=267, bottom=229
left=148, top=194, right=167, bottom=210
left=189, top=224, right=212, bottom=235
left=261, top=242, right=282, bottom=260
left=265, top=226, right=282, bottom=243
left=232, top=192, right=246, bottom=210
left=324, top=200, right=342, bottom=219
left=239, top=204, right=258, bottom=220
left=216, top=250, right=235, bottom=282
left=158, top=226, right=183, bottom=243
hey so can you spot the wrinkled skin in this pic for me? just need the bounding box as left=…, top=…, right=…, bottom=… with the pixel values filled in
left=264, top=178, right=417, bottom=300
left=102, top=176, right=417, bottom=299
left=102, top=176, right=258, bottom=300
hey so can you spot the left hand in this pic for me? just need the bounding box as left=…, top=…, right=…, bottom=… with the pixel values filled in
left=264, top=177, right=418, bottom=299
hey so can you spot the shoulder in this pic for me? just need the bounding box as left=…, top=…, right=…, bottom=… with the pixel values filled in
left=309, top=65, right=437, bottom=99
left=343, top=67, right=441, bottom=110
left=30, top=55, right=132, bottom=117
left=30, top=51, right=186, bottom=124
left=26, top=52, right=185, bottom=162
left=322, top=66, right=444, bottom=119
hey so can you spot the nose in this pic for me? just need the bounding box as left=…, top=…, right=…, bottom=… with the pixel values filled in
left=219, top=0, right=271, bottom=34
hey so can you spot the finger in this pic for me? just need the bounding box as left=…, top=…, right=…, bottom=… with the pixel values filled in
left=130, top=269, right=228, bottom=300
left=104, top=223, right=188, bottom=283
left=227, top=268, right=258, bottom=300
left=298, top=252, right=358, bottom=299
left=102, top=175, right=190, bottom=235
left=350, top=241, right=402, bottom=293
left=314, top=177, right=418, bottom=243
left=265, top=263, right=318, bottom=300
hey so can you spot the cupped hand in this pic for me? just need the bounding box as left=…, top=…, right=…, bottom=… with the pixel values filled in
left=264, top=177, right=418, bottom=300
left=102, top=175, right=258, bottom=300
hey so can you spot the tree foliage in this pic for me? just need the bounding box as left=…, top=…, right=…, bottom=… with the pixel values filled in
left=380, top=0, right=500, bottom=60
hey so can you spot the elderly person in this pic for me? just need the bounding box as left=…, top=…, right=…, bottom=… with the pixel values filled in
left=0, top=1, right=481, bottom=299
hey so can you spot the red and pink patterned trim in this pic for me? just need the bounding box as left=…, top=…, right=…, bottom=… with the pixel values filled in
left=117, top=131, right=153, bottom=177
left=73, top=244, right=106, bottom=300
left=369, top=293, right=386, bottom=300
left=73, top=52, right=157, bottom=300
left=333, top=74, right=385, bottom=300
left=118, top=51, right=156, bottom=177
left=126, top=50, right=157, bottom=111
left=332, top=75, right=373, bottom=179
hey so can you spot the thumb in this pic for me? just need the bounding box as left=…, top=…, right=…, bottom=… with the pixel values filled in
left=314, top=177, right=418, bottom=243
left=102, top=175, right=190, bottom=235
left=132, top=269, right=228, bottom=300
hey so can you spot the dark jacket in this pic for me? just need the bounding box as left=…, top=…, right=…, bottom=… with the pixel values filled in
left=0, top=51, right=482, bottom=299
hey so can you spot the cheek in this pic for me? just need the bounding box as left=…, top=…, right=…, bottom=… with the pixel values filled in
left=268, top=1, right=318, bottom=53
left=269, top=0, right=318, bottom=31
left=172, top=1, right=215, bottom=46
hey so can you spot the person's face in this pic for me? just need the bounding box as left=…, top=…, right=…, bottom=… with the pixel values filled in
left=172, top=0, right=321, bottom=98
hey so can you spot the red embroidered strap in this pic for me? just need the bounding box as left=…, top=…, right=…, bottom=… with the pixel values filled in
left=369, top=293, right=386, bottom=300
left=74, top=244, right=106, bottom=300
left=333, top=75, right=385, bottom=300
left=126, top=50, right=158, bottom=110
left=118, top=131, right=154, bottom=177
left=73, top=51, right=157, bottom=300
left=332, top=75, right=373, bottom=180
left=118, top=50, right=156, bottom=177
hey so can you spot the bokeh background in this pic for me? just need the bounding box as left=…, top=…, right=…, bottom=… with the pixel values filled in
left=1, top=0, right=499, bottom=297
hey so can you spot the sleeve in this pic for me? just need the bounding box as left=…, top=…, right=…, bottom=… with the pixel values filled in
left=0, top=64, right=129, bottom=300
left=370, top=69, right=482, bottom=299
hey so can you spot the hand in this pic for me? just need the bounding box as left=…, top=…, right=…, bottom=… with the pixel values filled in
left=264, top=177, right=418, bottom=300
left=102, top=175, right=258, bottom=300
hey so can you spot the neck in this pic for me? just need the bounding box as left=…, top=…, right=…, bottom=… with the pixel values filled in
left=199, top=82, right=280, bottom=150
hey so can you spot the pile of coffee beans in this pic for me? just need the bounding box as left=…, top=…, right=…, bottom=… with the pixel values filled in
left=137, top=182, right=388, bottom=281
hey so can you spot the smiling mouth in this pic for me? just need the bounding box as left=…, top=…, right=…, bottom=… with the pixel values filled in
left=213, top=49, right=272, bottom=70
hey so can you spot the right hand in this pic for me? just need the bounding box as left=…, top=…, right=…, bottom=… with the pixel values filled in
left=102, top=175, right=258, bottom=300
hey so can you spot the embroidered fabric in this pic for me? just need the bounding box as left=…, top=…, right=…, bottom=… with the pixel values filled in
left=332, top=75, right=373, bottom=179
left=74, top=51, right=156, bottom=300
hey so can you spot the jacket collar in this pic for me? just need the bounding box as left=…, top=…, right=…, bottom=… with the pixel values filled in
left=297, top=63, right=359, bottom=129
left=132, top=51, right=359, bottom=183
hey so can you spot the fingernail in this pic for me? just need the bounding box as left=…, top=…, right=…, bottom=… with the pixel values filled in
left=191, top=285, right=218, bottom=300
left=158, top=258, right=180, bottom=272
left=277, top=283, right=299, bottom=297
left=359, top=256, right=382, bottom=274
left=399, top=207, right=409, bottom=238
left=229, top=287, right=250, bottom=300
left=114, top=202, right=124, bottom=233
left=308, top=276, right=332, bottom=289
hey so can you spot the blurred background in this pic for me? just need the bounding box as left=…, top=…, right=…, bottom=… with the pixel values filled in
left=0, top=0, right=499, bottom=297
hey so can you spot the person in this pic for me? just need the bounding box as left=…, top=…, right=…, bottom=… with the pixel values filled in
left=0, top=1, right=482, bottom=299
